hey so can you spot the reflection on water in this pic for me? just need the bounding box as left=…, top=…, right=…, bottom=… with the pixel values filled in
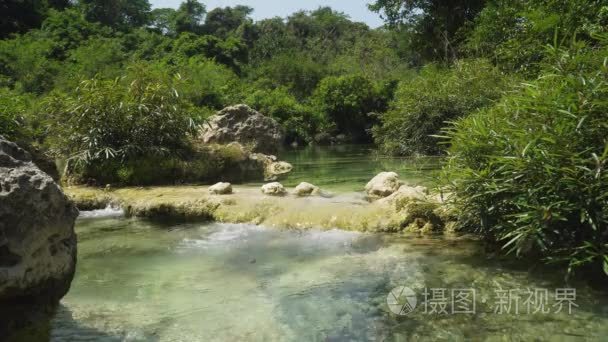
left=270, top=144, right=441, bottom=191
left=51, top=217, right=608, bottom=341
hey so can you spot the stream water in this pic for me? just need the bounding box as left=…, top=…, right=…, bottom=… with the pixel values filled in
left=49, top=146, right=608, bottom=341
left=51, top=217, right=608, bottom=341
left=259, top=144, right=441, bottom=191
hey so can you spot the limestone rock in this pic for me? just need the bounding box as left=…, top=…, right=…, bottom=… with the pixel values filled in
left=365, top=172, right=402, bottom=197
left=261, top=182, right=286, bottom=196
left=378, top=185, right=428, bottom=208
left=267, top=161, right=293, bottom=178
left=293, top=182, right=319, bottom=197
left=209, top=182, right=233, bottom=195
left=199, top=104, right=284, bottom=154
left=0, top=136, right=78, bottom=337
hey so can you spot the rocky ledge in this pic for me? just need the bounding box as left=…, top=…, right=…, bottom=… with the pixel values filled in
left=0, top=136, right=78, bottom=340
left=66, top=173, right=456, bottom=234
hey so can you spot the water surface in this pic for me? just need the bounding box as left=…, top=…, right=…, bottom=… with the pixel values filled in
left=51, top=216, right=608, bottom=341
left=271, top=145, right=441, bottom=191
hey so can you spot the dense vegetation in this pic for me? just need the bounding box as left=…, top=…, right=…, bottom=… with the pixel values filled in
left=1, top=0, right=607, bottom=277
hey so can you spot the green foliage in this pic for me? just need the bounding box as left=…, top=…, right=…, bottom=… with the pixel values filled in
left=246, top=87, right=322, bottom=143
left=248, top=52, right=325, bottom=99
left=45, top=66, right=197, bottom=164
left=369, top=0, right=487, bottom=63
left=467, top=0, right=608, bottom=75
left=0, top=88, right=35, bottom=142
left=374, top=59, right=511, bottom=155
left=78, top=0, right=151, bottom=30
left=67, top=143, right=251, bottom=186
left=442, top=44, right=608, bottom=276
left=170, top=32, right=247, bottom=71
left=173, top=0, right=206, bottom=34
left=0, top=32, right=60, bottom=93
left=60, top=37, right=126, bottom=86
left=174, top=56, right=240, bottom=109
left=204, top=5, right=253, bottom=38
left=0, top=0, right=69, bottom=38
left=313, top=75, right=381, bottom=141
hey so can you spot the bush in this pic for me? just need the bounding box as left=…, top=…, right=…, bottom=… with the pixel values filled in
left=176, top=56, right=240, bottom=109
left=373, top=59, right=511, bottom=156
left=45, top=66, right=197, bottom=165
left=245, top=87, right=322, bottom=143
left=442, top=45, right=608, bottom=277
left=65, top=143, right=251, bottom=186
left=466, top=0, right=608, bottom=76
left=0, top=88, right=35, bottom=142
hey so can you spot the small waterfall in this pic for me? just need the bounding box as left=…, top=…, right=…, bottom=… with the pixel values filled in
left=78, top=205, right=124, bottom=218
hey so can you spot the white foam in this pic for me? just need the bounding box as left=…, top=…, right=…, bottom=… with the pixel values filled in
left=79, top=205, right=124, bottom=218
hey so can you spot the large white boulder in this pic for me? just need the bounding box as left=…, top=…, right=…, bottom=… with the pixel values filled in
left=199, top=104, right=284, bottom=154
left=365, top=172, right=402, bottom=197
left=0, top=136, right=78, bottom=336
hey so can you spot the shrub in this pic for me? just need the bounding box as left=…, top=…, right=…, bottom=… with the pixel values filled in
left=245, top=87, right=322, bottom=143
left=0, top=88, right=35, bottom=142
left=442, top=44, right=608, bottom=277
left=373, top=59, right=511, bottom=156
left=466, top=0, right=608, bottom=76
left=45, top=66, right=197, bottom=165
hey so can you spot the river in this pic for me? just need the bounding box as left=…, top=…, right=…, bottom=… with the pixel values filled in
left=49, top=146, right=608, bottom=341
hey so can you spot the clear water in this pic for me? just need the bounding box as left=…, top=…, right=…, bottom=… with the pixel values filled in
left=51, top=216, right=608, bottom=341
left=266, top=145, right=442, bottom=192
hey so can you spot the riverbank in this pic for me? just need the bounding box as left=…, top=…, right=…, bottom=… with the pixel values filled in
left=66, top=184, right=455, bottom=233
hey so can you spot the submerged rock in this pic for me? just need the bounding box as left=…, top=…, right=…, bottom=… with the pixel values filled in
left=199, top=104, right=284, bottom=154
left=209, top=182, right=233, bottom=195
left=365, top=172, right=402, bottom=198
left=0, top=136, right=78, bottom=338
left=261, top=182, right=286, bottom=196
left=293, top=182, right=319, bottom=197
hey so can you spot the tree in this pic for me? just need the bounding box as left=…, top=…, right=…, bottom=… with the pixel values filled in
left=368, top=0, right=487, bottom=63
left=173, top=0, right=206, bottom=34
left=313, top=75, right=380, bottom=141
left=150, top=8, right=177, bottom=35
left=0, top=0, right=70, bottom=38
left=204, top=6, right=253, bottom=38
left=78, top=0, right=151, bottom=29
